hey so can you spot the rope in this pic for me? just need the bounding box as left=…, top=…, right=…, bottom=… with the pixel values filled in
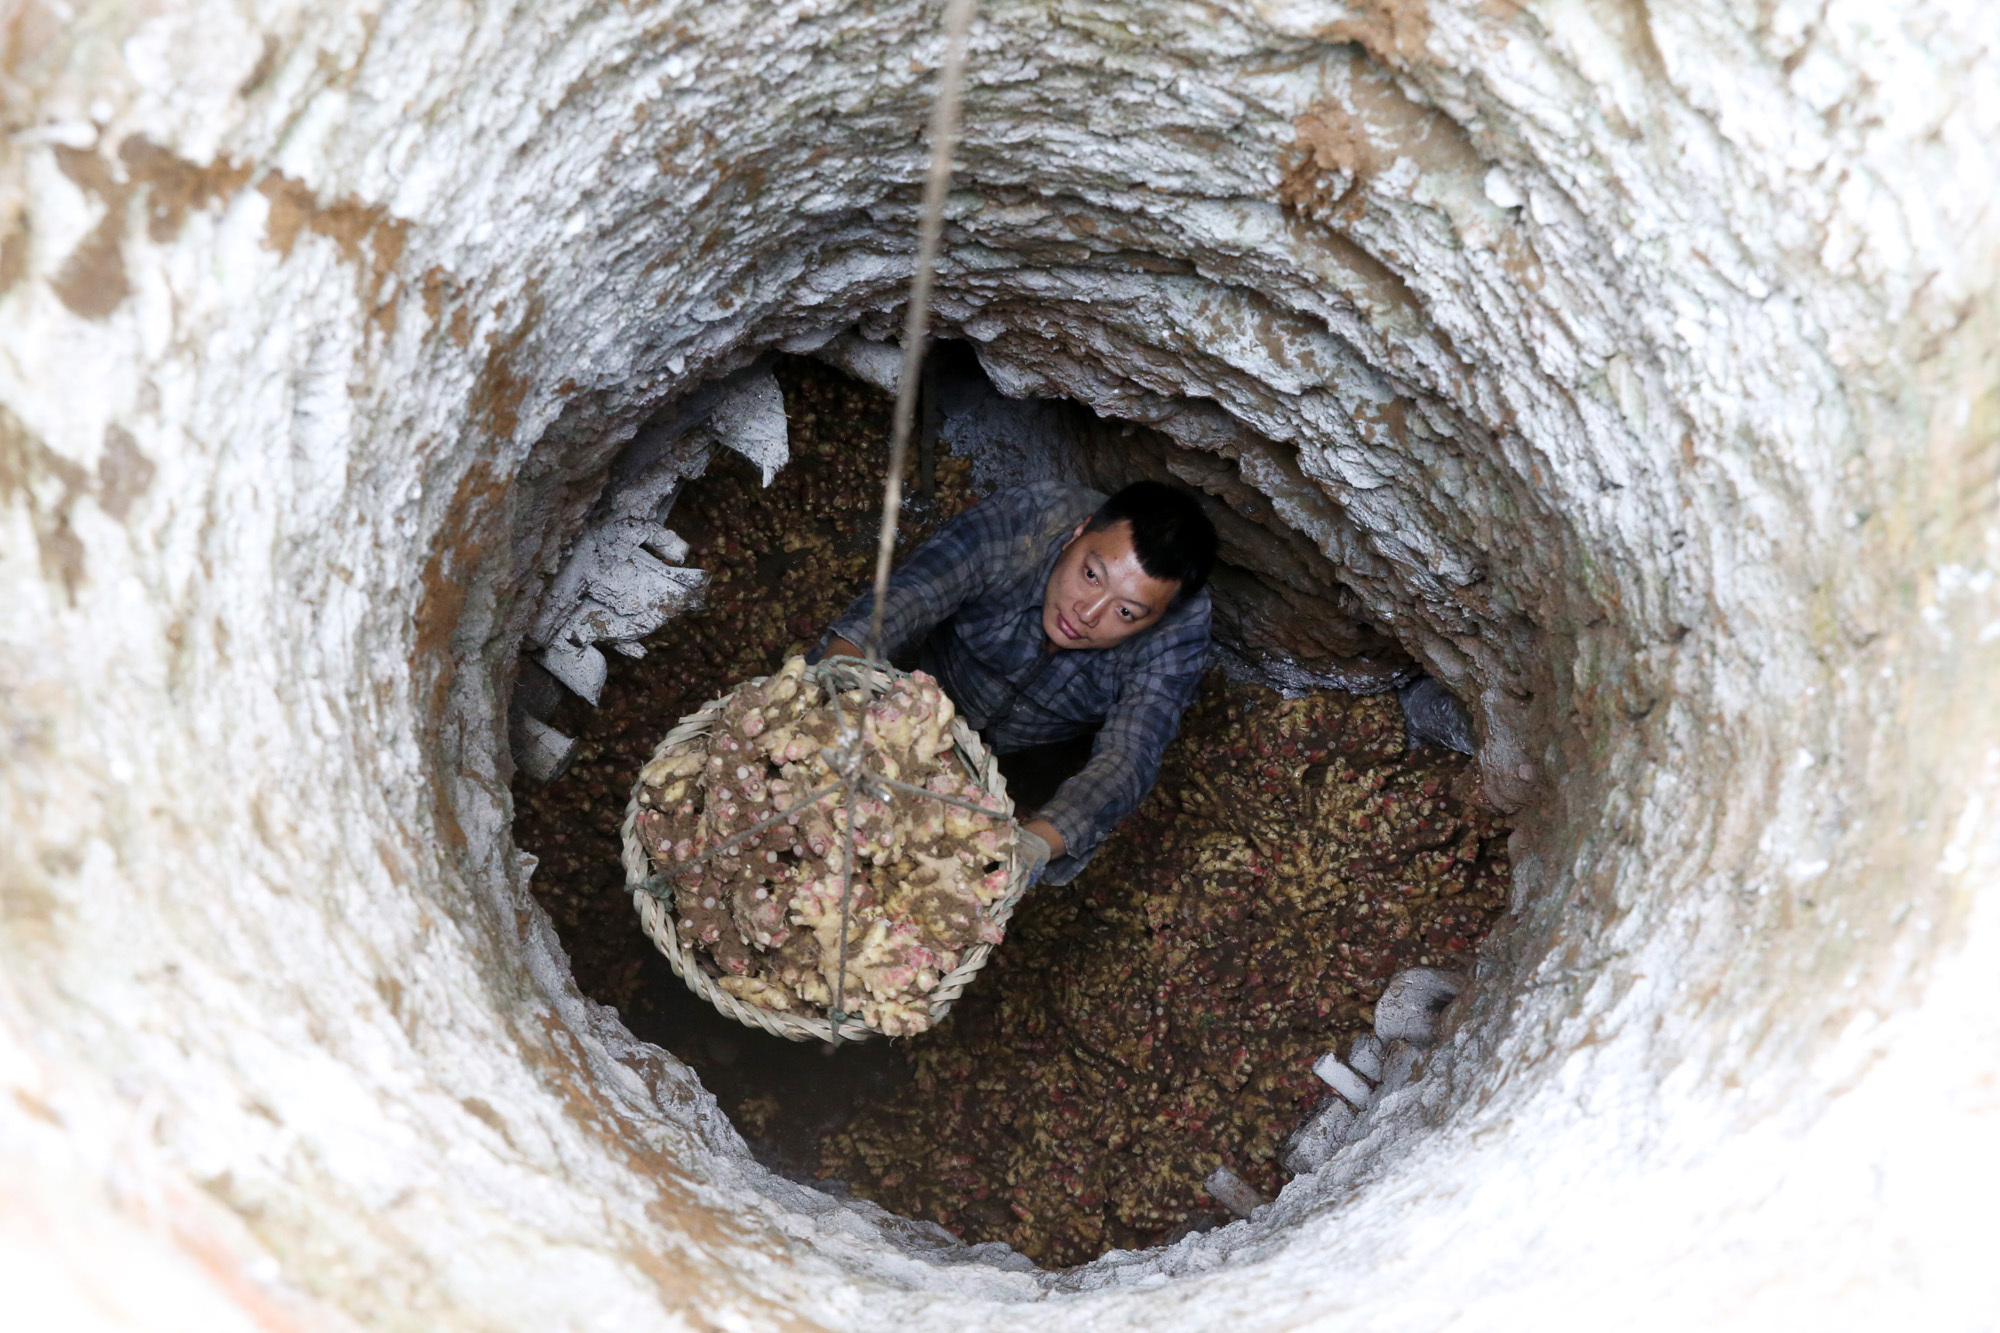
left=628, top=4, right=996, bottom=1048
left=837, top=0, right=978, bottom=1046
left=864, top=0, right=979, bottom=664
left=828, top=677, right=863, bottom=1037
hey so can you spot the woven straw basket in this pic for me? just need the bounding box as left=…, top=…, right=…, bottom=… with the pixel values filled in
left=621, top=657, right=1030, bottom=1042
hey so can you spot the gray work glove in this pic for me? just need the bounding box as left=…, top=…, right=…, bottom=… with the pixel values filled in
left=1013, top=825, right=1053, bottom=887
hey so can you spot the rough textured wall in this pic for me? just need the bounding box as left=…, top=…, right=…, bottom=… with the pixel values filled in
left=2, top=0, right=1996, bottom=1328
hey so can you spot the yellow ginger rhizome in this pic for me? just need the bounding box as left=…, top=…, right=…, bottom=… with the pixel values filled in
left=633, top=656, right=1017, bottom=1035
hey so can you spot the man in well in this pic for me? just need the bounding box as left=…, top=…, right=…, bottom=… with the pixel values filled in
left=818, top=479, right=1218, bottom=885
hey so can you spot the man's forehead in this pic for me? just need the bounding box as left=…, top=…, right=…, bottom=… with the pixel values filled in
left=1078, top=522, right=1178, bottom=600
left=1074, top=520, right=1134, bottom=562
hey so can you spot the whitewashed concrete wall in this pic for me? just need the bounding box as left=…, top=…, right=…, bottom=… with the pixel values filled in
left=2, top=0, right=1996, bottom=1328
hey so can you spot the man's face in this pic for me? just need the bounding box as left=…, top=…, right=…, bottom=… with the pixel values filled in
left=1041, top=519, right=1181, bottom=651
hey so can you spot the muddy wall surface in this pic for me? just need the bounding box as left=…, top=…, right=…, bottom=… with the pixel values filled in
left=2, top=0, right=1997, bottom=1327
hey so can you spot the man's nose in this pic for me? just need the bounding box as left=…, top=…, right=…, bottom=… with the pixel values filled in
left=1075, top=587, right=1111, bottom=624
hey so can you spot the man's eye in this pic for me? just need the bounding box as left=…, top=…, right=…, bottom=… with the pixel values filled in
left=1119, top=607, right=1134, bottom=620
left=1085, top=568, right=1098, bottom=583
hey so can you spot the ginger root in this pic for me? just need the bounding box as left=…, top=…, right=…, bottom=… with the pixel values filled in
left=636, top=658, right=1016, bottom=1034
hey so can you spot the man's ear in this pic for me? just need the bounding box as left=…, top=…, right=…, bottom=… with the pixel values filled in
left=1068, top=519, right=1088, bottom=543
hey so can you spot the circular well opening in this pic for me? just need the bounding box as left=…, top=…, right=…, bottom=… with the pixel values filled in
left=508, top=345, right=1525, bottom=1269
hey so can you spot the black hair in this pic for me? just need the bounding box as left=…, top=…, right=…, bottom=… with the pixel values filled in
left=1085, top=480, right=1219, bottom=599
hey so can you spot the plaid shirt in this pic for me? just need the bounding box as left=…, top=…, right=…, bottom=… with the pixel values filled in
left=828, top=481, right=1211, bottom=882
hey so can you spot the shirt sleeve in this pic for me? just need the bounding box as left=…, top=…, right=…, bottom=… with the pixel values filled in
left=1033, top=598, right=1210, bottom=868
left=825, top=489, right=1025, bottom=660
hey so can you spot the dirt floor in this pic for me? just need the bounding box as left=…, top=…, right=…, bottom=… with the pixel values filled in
left=819, top=677, right=1509, bottom=1265
left=510, top=356, right=1512, bottom=1267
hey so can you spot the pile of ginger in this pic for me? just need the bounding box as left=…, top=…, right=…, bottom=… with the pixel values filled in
left=633, top=656, right=1017, bottom=1035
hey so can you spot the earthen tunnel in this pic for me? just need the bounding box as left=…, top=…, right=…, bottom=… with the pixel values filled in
left=3, top=1, right=1997, bottom=1327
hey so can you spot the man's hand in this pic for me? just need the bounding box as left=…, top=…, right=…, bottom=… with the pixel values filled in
left=1014, top=817, right=1066, bottom=887
left=822, top=634, right=863, bottom=660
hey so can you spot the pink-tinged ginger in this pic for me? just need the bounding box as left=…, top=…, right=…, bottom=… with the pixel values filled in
left=635, top=656, right=1023, bottom=1028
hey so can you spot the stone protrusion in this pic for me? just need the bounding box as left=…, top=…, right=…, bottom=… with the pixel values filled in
left=1280, top=1099, right=1358, bottom=1177
left=513, top=657, right=567, bottom=722
left=1377, top=1040, right=1423, bottom=1099
left=525, top=388, right=718, bottom=697
left=811, top=330, right=903, bottom=394
left=538, top=637, right=608, bottom=706
left=1374, top=967, right=1466, bottom=1046
left=510, top=709, right=578, bottom=784
left=1204, top=1166, right=1272, bottom=1220
left=708, top=366, right=789, bottom=486
left=1312, top=1053, right=1376, bottom=1109
left=1397, top=676, right=1477, bottom=754
left=1348, top=1032, right=1385, bottom=1082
